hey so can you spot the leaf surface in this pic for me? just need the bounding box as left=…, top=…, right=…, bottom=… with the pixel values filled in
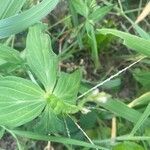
left=70, top=0, right=89, bottom=17
left=0, top=76, right=45, bottom=127
left=0, top=44, right=22, bottom=64
left=53, top=70, right=81, bottom=104
left=26, top=24, right=58, bottom=92
left=89, top=5, right=113, bottom=22
left=34, top=105, right=64, bottom=134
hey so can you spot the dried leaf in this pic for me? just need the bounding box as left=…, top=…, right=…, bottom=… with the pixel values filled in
left=135, top=2, right=150, bottom=24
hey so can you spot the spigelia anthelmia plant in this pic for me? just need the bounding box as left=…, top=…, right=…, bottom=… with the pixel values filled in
left=0, top=23, right=81, bottom=129
left=0, top=23, right=106, bottom=150
left=0, top=0, right=150, bottom=150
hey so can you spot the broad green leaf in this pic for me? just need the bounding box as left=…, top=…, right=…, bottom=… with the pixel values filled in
left=129, top=92, right=150, bottom=108
left=53, top=70, right=82, bottom=105
left=70, top=0, right=89, bottom=17
left=26, top=23, right=58, bottom=92
left=0, top=0, right=59, bottom=38
left=0, top=44, right=22, bottom=64
left=34, top=104, right=64, bottom=134
left=0, top=76, right=45, bottom=127
left=112, top=141, right=144, bottom=150
left=85, top=21, right=100, bottom=68
left=98, top=28, right=150, bottom=56
left=12, top=130, right=108, bottom=150
left=0, top=0, right=26, bottom=19
left=130, top=103, right=150, bottom=135
left=89, top=5, right=113, bottom=23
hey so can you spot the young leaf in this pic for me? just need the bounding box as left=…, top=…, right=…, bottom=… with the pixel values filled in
left=0, top=76, right=45, bottom=127
left=26, top=24, right=58, bottom=92
left=0, top=0, right=59, bottom=38
left=70, top=0, right=89, bottom=18
left=53, top=70, right=82, bottom=105
left=89, top=5, right=113, bottom=23
left=0, top=44, right=22, bottom=64
left=98, top=28, right=150, bottom=56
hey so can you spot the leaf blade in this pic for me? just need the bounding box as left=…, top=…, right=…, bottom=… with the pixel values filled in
left=98, top=28, right=150, bottom=56
left=53, top=70, right=82, bottom=104
left=0, top=76, right=45, bottom=127
left=0, top=0, right=59, bottom=38
left=26, top=23, right=58, bottom=92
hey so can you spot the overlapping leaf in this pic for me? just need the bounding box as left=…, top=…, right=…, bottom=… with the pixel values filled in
left=0, top=44, right=22, bottom=64
left=53, top=70, right=82, bottom=105
left=26, top=24, right=82, bottom=133
left=0, top=0, right=59, bottom=38
left=89, top=5, right=113, bottom=22
left=70, top=0, right=89, bottom=17
left=0, top=0, right=26, bottom=19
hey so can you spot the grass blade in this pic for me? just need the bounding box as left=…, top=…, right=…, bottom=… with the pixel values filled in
left=98, top=28, right=150, bottom=56
left=12, top=130, right=108, bottom=150
left=130, top=103, right=150, bottom=135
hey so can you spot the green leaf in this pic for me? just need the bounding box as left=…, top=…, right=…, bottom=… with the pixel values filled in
left=70, top=0, right=89, bottom=17
left=0, top=76, right=45, bottom=127
left=89, top=92, right=150, bottom=126
left=12, top=130, right=108, bottom=150
left=0, top=0, right=26, bottom=19
left=0, top=44, right=22, bottom=64
left=129, top=92, right=150, bottom=108
left=26, top=23, right=58, bottom=92
left=89, top=5, right=113, bottom=23
left=98, top=28, right=150, bottom=56
left=112, top=141, right=144, bottom=150
left=85, top=21, right=100, bottom=68
left=68, top=0, right=83, bottom=49
left=53, top=70, right=82, bottom=105
left=34, top=105, right=64, bottom=134
left=124, top=16, right=150, bottom=39
left=0, top=0, right=59, bottom=38
left=130, top=103, right=150, bottom=135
